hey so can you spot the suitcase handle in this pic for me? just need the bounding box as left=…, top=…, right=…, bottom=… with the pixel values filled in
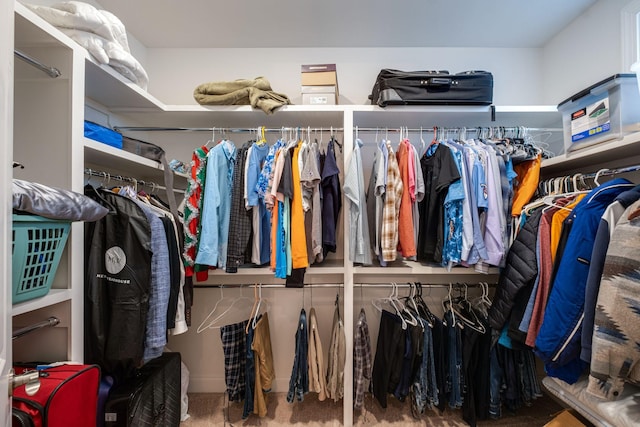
left=423, top=77, right=452, bottom=87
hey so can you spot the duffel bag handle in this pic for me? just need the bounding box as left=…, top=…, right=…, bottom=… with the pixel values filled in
left=422, top=77, right=452, bottom=87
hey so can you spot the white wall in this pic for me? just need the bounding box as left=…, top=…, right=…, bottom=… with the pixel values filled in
left=145, top=47, right=543, bottom=106
left=541, top=0, right=632, bottom=105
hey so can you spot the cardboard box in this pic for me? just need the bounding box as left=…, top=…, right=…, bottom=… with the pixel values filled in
left=301, top=64, right=337, bottom=84
left=302, top=85, right=337, bottom=105
left=301, top=63, right=338, bottom=104
left=544, top=410, right=586, bottom=427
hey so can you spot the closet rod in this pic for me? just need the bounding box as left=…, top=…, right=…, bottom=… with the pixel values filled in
left=12, top=317, right=60, bottom=340
left=114, top=126, right=345, bottom=133
left=195, top=283, right=345, bottom=289
left=114, top=126, right=560, bottom=133
left=84, top=168, right=186, bottom=194
left=355, top=126, right=561, bottom=133
left=581, top=164, right=640, bottom=179
left=14, top=49, right=61, bottom=78
left=194, top=282, right=495, bottom=289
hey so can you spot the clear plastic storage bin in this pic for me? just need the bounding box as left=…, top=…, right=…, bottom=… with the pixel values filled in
left=557, top=74, right=640, bottom=154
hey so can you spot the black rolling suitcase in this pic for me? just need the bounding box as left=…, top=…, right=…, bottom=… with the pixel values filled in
left=370, top=69, right=493, bottom=107
left=104, top=353, right=181, bottom=427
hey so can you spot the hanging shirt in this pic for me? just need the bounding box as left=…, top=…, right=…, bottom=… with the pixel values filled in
left=196, top=140, right=236, bottom=269
left=246, top=141, right=270, bottom=265
left=480, top=143, right=505, bottom=267
left=381, top=140, right=403, bottom=262
left=308, top=307, right=328, bottom=401
left=270, top=149, right=286, bottom=271
left=442, top=143, right=465, bottom=268
left=321, top=139, right=342, bottom=258
left=326, top=303, right=346, bottom=402
left=418, top=142, right=460, bottom=263
left=226, top=144, right=252, bottom=272
left=411, top=143, right=425, bottom=259
left=182, top=145, right=209, bottom=278
left=132, top=199, right=170, bottom=363
left=291, top=143, right=309, bottom=269
left=353, top=308, right=372, bottom=409
left=462, top=144, right=488, bottom=265
left=343, top=138, right=372, bottom=265
left=301, top=140, right=323, bottom=265
left=366, top=140, right=388, bottom=265
left=396, top=139, right=416, bottom=258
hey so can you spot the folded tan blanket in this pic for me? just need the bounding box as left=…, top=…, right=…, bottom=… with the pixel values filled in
left=193, top=77, right=291, bottom=114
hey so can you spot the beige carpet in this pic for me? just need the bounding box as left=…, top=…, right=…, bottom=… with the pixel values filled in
left=181, top=391, right=569, bottom=426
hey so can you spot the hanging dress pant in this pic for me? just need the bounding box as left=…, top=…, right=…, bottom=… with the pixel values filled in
left=372, top=310, right=406, bottom=408
left=220, top=320, right=249, bottom=402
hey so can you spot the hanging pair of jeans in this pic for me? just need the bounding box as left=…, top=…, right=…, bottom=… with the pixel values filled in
left=242, top=325, right=256, bottom=419
left=287, top=308, right=309, bottom=402
left=445, top=310, right=463, bottom=409
left=411, top=319, right=439, bottom=416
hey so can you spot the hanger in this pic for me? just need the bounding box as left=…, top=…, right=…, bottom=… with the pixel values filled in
left=246, top=284, right=260, bottom=334
left=414, top=283, right=435, bottom=328
left=371, top=284, right=408, bottom=330
left=451, top=283, right=486, bottom=334
left=257, top=126, right=267, bottom=146
left=442, top=283, right=458, bottom=328
left=196, top=286, right=253, bottom=332
left=205, top=127, right=215, bottom=147
left=393, top=283, right=418, bottom=328
left=404, top=283, right=425, bottom=329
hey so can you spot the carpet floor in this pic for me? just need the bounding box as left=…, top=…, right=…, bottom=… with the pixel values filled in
left=181, top=391, right=573, bottom=426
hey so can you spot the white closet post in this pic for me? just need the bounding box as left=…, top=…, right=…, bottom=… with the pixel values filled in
left=69, top=47, right=86, bottom=362
left=342, top=109, right=355, bottom=426
left=0, top=0, right=14, bottom=423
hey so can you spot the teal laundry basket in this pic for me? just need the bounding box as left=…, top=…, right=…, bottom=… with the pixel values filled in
left=12, top=214, right=71, bottom=304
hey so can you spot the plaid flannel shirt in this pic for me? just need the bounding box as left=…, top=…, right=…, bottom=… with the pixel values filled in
left=381, top=141, right=403, bottom=261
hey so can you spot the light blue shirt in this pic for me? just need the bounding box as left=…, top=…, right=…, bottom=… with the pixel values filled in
left=132, top=200, right=170, bottom=363
left=195, top=140, right=236, bottom=269
left=343, top=138, right=372, bottom=265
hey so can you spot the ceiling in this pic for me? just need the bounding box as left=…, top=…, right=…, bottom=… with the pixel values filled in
left=97, top=0, right=598, bottom=49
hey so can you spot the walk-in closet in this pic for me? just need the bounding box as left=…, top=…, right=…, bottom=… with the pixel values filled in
left=4, top=0, right=640, bottom=426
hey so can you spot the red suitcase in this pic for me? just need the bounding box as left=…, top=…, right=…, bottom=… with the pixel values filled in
left=12, top=364, right=101, bottom=427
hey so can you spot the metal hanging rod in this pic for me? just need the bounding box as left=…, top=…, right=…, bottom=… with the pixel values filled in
left=581, top=164, right=640, bottom=180
left=355, top=126, right=561, bottom=133
left=84, top=168, right=185, bottom=194
left=12, top=317, right=60, bottom=340
left=194, top=282, right=495, bottom=289
left=195, top=283, right=345, bottom=289
left=14, top=49, right=61, bottom=78
left=114, top=126, right=345, bottom=133
left=114, top=126, right=559, bottom=134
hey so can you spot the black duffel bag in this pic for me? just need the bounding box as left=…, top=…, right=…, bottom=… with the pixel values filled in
left=369, top=69, right=493, bottom=107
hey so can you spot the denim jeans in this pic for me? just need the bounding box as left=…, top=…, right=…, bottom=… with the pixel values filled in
left=445, top=311, right=463, bottom=409
left=412, top=320, right=439, bottom=414
left=242, top=326, right=255, bottom=419
left=489, top=344, right=503, bottom=419
left=287, top=309, right=309, bottom=403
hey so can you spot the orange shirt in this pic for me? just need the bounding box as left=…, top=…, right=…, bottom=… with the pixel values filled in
left=396, top=140, right=416, bottom=257
left=291, top=143, right=309, bottom=268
